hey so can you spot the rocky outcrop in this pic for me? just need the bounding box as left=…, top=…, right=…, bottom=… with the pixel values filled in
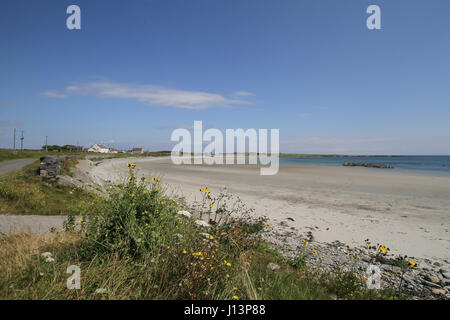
left=343, top=162, right=394, bottom=169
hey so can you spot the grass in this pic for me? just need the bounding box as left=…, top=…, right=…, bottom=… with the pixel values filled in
left=0, top=149, right=92, bottom=162
left=0, top=149, right=171, bottom=163
left=0, top=160, right=94, bottom=215
left=0, top=163, right=403, bottom=300
left=89, top=151, right=172, bottom=162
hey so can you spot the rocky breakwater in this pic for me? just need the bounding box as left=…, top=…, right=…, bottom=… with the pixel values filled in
left=343, top=162, right=394, bottom=169
left=39, top=155, right=74, bottom=181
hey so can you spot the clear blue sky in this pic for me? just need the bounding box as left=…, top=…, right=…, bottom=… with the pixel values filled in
left=1, top=0, right=449, bottom=154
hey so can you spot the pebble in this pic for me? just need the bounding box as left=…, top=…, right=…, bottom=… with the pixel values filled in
left=422, top=280, right=441, bottom=289
left=267, top=262, right=281, bottom=271
left=425, top=274, right=440, bottom=284
left=431, top=288, right=446, bottom=295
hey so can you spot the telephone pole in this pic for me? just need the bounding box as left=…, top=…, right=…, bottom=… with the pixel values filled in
left=45, top=136, right=48, bottom=152
left=13, top=128, right=16, bottom=150
left=20, top=131, right=24, bottom=151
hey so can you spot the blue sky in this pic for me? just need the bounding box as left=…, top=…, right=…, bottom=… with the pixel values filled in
left=0, top=0, right=449, bottom=154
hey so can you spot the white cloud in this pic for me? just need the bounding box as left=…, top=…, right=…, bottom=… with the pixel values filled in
left=41, top=91, right=67, bottom=98
left=42, top=82, right=252, bottom=110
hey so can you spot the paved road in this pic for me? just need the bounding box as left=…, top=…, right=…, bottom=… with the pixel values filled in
left=0, top=158, right=64, bottom=235
left=0, top=158, right=36, bottom=175
left=0, top=215, right=67, bottom=235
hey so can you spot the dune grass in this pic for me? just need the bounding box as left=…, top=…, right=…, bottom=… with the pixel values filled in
left=0, top=163, right=401, bottom=300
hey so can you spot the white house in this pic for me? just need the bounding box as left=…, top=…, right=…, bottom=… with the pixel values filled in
left=87, top=144, right=110, bottom=153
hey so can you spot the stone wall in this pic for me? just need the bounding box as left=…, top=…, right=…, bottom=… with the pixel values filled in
left=39, top=156, right=74, bottom=181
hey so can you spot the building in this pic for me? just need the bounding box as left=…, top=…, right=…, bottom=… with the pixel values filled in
left=110, top=148, right=118, bottom=154
left=132, top=148, right=144, bottom=154
left=87, top=144, right=110, bottom=153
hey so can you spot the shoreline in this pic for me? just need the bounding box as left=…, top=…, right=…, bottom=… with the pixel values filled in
left=77, top=156, right=450, bottom=298
left=86, top=157, right=450, bottom=262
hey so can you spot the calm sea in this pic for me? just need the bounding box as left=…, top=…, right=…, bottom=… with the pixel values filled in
left=280, top=155, right=450, bottom=175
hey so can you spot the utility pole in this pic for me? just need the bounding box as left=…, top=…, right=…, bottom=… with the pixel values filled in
left=45, top=136, right=48, bottom=152
left=13, top=128, right=16, bottom=150
left=20, top=131, right=24, bottom=151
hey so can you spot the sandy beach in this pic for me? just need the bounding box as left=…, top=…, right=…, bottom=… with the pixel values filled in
left=88, top=157, right=450, bottom=261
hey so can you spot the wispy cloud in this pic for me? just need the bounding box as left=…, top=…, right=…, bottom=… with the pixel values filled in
left=42, top=81, right=252, bottom=110
left=234, top=91, right=254, bottom=97
left=41, top=91, right=67, bottom=98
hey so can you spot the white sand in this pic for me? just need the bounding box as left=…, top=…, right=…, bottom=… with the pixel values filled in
left=89, top=157, right=450, bottom=261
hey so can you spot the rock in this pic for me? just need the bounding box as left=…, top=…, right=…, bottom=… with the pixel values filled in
left=433, top=262, right=441, bottom=267
left=287, top=217, right=295, bottom=222
left=39, top=156, right=74, bottom=181
left=267, top=262, right=280, bottom=271
left=431, top=288, right=446, bottom=295
left=422, top=280, right=441, bottom=289
left=425, top=274, right=440, bottom=284
left=342, top=162, right=394, bottom=169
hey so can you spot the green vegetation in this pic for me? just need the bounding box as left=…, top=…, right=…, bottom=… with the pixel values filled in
left=89, top=151, right=171, bottom=162
left=0, top=149, right=171, bottom=163
left=0, top=164, right=402, bottom=300
left=0, top=149, right=88, bottom=162
left=0, top=160, right=94, bottom=215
